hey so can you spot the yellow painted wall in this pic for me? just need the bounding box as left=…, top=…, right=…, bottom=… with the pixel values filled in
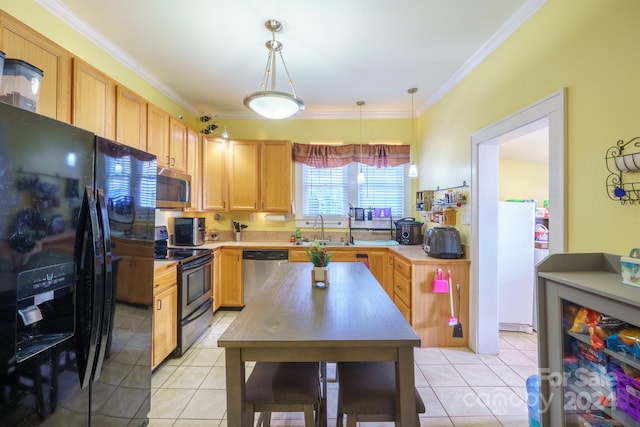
left=419, top=0, right=640, bottom=255
left=499, top=158, right=548, bottom=204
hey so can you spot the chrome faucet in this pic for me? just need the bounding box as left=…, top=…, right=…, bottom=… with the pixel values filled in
left=313, top=214, right=326, bottom=241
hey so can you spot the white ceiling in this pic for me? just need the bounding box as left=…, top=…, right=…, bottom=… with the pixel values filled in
left=38, top=0, right=545, bottom=119
left=498, top=118, right=549, bottom=164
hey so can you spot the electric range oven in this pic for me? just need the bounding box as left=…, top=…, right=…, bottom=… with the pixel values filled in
left=157, top=248, right=213, bottom=356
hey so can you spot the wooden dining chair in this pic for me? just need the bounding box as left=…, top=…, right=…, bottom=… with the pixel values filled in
left=246, top=361, right=322, bottom=427
left=336, top=361, right=425, bottom=427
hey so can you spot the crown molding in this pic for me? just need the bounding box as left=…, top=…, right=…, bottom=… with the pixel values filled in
left=35, top=0, right=199, bottom=116
left=422, top=0, right=547, bottom=114
left=37, top=0, right=546, bottom=120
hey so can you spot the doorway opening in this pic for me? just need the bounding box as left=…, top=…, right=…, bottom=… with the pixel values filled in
left=469, top=89, right=567, bottom=354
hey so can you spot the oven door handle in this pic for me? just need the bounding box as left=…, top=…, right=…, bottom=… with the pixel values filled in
left=181, top=298, right=213, bottom=325
left=181, top=254, right=213, bottom=271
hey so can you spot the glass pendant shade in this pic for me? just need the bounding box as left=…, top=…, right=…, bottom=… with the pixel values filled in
left=244, top=20, right=304, bottom=120
left=408, top=162, right=418, bottom=177
left=357, top=167, right=366, bottom=184
left=243, top=91, right=304, bottom=120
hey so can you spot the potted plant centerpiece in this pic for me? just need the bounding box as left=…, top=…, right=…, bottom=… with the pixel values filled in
left=308, top=240, right=331, bottom=286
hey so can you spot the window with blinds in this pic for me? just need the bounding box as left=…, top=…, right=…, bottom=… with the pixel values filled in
left=301, top=163, right=405, bottom=218
left=302, top=165, right=348, bottom=216
left=357, top=164, right=405, bottom=218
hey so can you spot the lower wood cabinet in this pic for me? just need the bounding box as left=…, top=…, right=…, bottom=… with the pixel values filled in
left=219, top=248, right=243, bottom=307
left=393, top=255, right=412, bottom=323
left=210, top=244, right=470, bottom=348
left=152, top=264, right=178, bottom=370
left=288, top=247, right=388, bottom=292
left=213, top=248, right=222, bottom=312
left=362, top=249, right=390, bottom=298
left=411, top=260, right=470, bottom=347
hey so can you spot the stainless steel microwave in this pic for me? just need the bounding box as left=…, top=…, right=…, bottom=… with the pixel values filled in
left=156, top=167, right=191, bottom=209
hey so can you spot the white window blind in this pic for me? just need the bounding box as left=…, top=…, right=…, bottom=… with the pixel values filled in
left=358, top=164, right=405, bottom=218
left=301, top=163, right=405, bottom=218
left=302, top=165, right=348, bottom=216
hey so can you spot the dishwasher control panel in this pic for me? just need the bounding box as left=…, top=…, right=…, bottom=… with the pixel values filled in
left=242, top=250, right=289, bottom=260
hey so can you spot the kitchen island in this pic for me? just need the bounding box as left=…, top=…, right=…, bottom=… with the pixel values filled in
left=181, top=240, right=471, bottom=348
left=218, top=261, right=421, bottom=427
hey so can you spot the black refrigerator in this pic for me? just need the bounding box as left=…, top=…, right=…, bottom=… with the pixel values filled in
left=0, top=102, right=157, bottom=426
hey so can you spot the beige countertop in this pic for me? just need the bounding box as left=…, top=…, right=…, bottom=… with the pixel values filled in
left=163, top=240, right=469, bottom=264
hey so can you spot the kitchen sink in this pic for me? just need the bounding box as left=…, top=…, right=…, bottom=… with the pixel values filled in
left=294, top=240, right=351, bottom=247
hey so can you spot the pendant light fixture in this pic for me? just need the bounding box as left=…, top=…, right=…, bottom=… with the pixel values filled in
left=357, top=101, right=366, bottom=184
left=408, top=87, right=419, bottom=178
left=243, top=20, right=305, bottom=120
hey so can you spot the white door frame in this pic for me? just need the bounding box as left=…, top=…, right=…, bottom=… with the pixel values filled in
left=469, top=88, right=567, bottom=354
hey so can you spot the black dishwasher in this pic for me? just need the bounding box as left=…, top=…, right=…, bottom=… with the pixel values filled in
left=242, top=250, right=289, bottom=305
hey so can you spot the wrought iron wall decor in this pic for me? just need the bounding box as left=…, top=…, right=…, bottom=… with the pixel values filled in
left=606, top=136, right=640, bottom=204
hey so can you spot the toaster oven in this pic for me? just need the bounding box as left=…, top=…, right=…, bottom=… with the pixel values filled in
left=174, top=217, right=206, bottom=246
left=425, top=226, right=463, bottom=258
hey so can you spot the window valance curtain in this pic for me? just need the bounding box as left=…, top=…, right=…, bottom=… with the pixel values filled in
left=292, top=143, right=410, bottom=168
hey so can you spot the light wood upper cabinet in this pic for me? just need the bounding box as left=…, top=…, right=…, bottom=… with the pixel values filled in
left=147, top=103, right=170, bottom=167
left=261, top=140, right=292, bottom=211
left=0, top=12, right=71, bottom=122
left=116, top=86, right=147, bottom=150
left=147, top=108, right=186, bottom=171
left=224, top=139, right=292, bottom=212
left=185, top=127, right=201, bottom=211
left=72, top=58, right=115, bottom=139
left=202, top=137, right=228, bottom=211
left=169, top=117, right=187, bottom=172
left=228, top=140, right=260, bottom=211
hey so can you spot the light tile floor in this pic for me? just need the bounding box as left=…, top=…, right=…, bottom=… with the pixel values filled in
left=148, top=311, right=539, bottom=427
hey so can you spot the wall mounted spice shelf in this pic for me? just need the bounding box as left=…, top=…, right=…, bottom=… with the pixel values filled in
left=605, top=137, right=640, bottom=204
left=416, top=181, right=468, bottom=212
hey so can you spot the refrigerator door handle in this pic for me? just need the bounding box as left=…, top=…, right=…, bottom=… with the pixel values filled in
left=73, top=186, right=105, bottom=389
left=92, top=189, right=113, bottom=381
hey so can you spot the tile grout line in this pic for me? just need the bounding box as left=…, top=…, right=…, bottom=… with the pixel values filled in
left=151, top=313, right=537, bottom=426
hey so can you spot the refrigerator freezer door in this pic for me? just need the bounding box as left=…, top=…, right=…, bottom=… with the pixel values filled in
left=0, top=101, right=95, bottom=424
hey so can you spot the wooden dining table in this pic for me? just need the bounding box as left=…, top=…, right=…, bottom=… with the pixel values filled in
left=218, top=261, right=421, bottom=427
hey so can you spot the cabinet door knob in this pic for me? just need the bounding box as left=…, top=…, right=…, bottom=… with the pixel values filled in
left=156, top=299, right=162, bottom=310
